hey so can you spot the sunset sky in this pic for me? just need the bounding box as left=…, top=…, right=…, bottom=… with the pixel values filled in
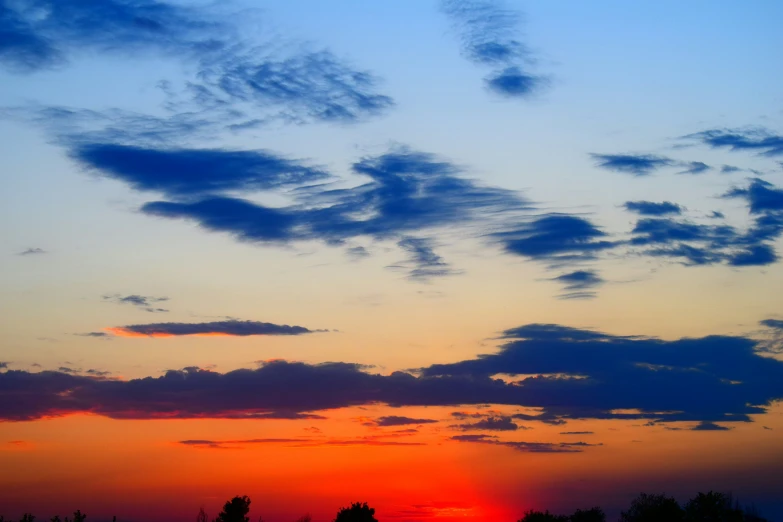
left=1, top=1, right=783, bottom=521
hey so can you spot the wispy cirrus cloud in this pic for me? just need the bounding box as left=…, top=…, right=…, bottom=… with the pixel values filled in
left=590, top=153, right=675, bottom=176
left=450, top=434, right=600, bottom=453
left=451, top=415, right=522, bottom=431
left=440, top=0, right=547, bottom=98
left=107, top=320, right=323, bottom=338
left=179, top=433, right=425, bottom=450
left=103, top=294, right=169, bottom=313
left=683, top=128, right=783, bottom=156
left=1, top=0, right=393, bottom=125
left=16, top=247, right=46, bottom=256
left=679, top=161, right=711, bottom=175
left=548, top=270, right=604, bottom=300
left=393, top=237, right=461, bottom=282
left=373, top=416, right=439, bottom=427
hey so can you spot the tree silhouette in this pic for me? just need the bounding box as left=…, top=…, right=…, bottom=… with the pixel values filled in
left=570, top=507, right=605, bottom=522
left=518, top=510, right=568, bottom=522
left=72, top=511, right=86, bottom=522
left=685, top=491, right=742, bottom=522
left=21, top=515, right=35, bottom=522
left=197, top=507, right=209, bottom=522
left=620, top=493, right=683, bottom=522
left=333, top=502, right=378, bottom=522
left=216, top=496, right=251, bottom=522
left=294, top=515, right=312, bottom=522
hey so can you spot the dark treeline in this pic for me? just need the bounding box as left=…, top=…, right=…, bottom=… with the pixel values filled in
left=0, top=491, right=773, bottom=522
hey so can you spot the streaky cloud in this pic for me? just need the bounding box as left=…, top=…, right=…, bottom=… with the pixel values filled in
left=441, top=0, right=546, bottom=98
left=107, top=320, right=321, bottom=338
left=16, top=247, right=46, bottom=256
left=374, top=416, right=439, bottom=427
left=451, top=435, right=598, bottom=453
left=103, top=293, right=169, bottom=313
left=684, top=128, right=783, bottom=156
left=142, top=148, right=532, bottom=251
left=451, top=415, right=520, bottom=431
left=679, top=161, right=711, bottom=175
left=395, top=237, right=460, bottom=281
left=624, top=201, right=683, bottom=216
left=691, top=422, right=732, bottom=431
left=590, top=153, right=675, bottom=176
left=74, top=144, right=329, bottom=197
left=549, top=270, right=604, bottom=300
left=495, top=214, right=616, bottom=265
left=1, top=0, right=393, bottom=125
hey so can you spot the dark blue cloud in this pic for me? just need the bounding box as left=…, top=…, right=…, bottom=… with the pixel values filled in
left=441, top=0, right=546, bottom=98
left=451, top=435, right=599, bottom=453
left=423, top=322, right=783, bottom=425
left=103, top=294, right=169, bottom=313
left=374, top=416, right=439, bottom=427
left=2, top=1, right=393, bottom=125
left=0, top=4, right=60, bottom=72
left=680, top=161, right=711, bottom=175
left=549, top=270, right=604, bottom=300
left=495, top=214, right=616, bottom=265
left=624, top=201, right=683, bottom=216
left=395, top=237, right=460, bottom=281
left=142, top=197, right=299, bottom=243
left=140, top=149, right=531, bottom=259
left=590, top=154, right=675, bottom=176
left=721, top=165, right=742, bottom=174
left=109, top=320, right=322, bottom=337
left=195, top=49, right=394, bottom=124
left=684, top=128, right=783, bottom=156
left=724, top=178, right=783, bottom=215
left=451, top=416, right=520, bottom=431
left=73, top=144, right=329, bottom=198
left=485, top=67, right=543, bottom=97
left=691, top=422, right=732, bottom=431
left=3, top=322, right=780, bottom=428
left=630, top=218, right=737, bottom=248
left=761, top=319, right=783, bottom=330
left=623, top=179, right=783, bottom=267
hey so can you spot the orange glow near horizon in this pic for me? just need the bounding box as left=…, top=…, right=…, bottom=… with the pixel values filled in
left=1, top=404, right=782, bottom=522
left=106, top=328, right=245, bottom=338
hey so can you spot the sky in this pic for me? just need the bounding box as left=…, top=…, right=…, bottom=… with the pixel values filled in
left=1, top=0, right=783, bottom=521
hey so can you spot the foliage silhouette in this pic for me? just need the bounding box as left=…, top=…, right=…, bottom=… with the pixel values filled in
left=620, top=493, right=684, bottom=522
left=570, top=507, right=606, bottom=522
left=685, top=491, right=742, bottom=522
left=518, top=510, right=568, bottom=522
left=0, top=491, right=773, bottom=522
left=215, top=496, right=251, bottom=522
left=333, top=502, right=378, bottom=522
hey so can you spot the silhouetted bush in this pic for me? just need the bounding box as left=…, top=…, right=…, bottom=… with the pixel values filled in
left=333, top=502, right=378, bottom=522
left=518, top=510, right=568, bottom=522
left=570, top=507, right=606, bottom=522
left=620, top=493, right=683, bottom=522
left=215, top=496, right=251, bottom=522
